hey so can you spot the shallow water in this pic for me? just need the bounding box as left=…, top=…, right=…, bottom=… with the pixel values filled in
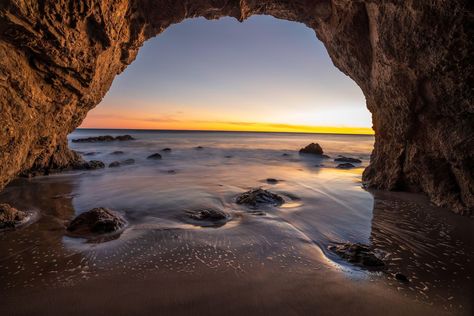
left=0, top=130, right=472, bottom=315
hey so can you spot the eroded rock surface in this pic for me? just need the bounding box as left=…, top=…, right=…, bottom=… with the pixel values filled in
left=0, top=1, right=472, bottom=214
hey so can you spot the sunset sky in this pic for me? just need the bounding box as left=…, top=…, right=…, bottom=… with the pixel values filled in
left=81, top=16, right=373, bottom=134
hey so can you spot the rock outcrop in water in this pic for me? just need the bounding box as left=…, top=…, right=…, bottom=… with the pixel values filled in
left=335, top=157, right=362, bottom=164
left=299, top=143, right=324, bottom=155
left=147, top=153, right=162, bottom=160
left=72, top=135, right=135, bottom=143
left=0, top=203, right=27, bottom=229
left=0, top=1, right=472, bottom=214
left=328, top=243, right=385, bottom=269
left=236, top=188, right=284, bottom=208
left=67, top=207, right=126, bottom=236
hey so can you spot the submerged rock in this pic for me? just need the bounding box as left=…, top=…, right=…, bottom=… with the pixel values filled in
left=122, top=159, right=135, bottom=165
left=266, top=178, right=279, bottom=184
left=299, top=143, right=324, bottom=155
left=83, top=152, right=98, bottom=156
left=0, top=203, right=27, bottom=229
left=72, top=135, right=135, bottom=143
left=328, top=243, right=385, bottom=268
left=336, top=163, right=356, bottom=169
left=335, top=156, right=362, bottom=163
left=110, top=151, right=124, bottom=155
left=109, top=161, right=121, bottom=168
left=195, top=146, right=204, bottom=150
left=67, top=207, right=126, bottom=236
left=395, top=272, right=410, bottom=283
left=186, top=209, right=228, bottom=221
left=161, top=148, right=172, bottom=152
left=236, top=188, right=284, bottom=208
left=115, top=135, right=134, bottom=141
left=75, top=160, right=105, bottom=170
left=147, top=153, right=162, bottom=160
left=282, top=153, right=291, bottom=157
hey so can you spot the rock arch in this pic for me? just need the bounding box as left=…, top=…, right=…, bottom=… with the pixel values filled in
left=0, top=1, right=472, bottom=214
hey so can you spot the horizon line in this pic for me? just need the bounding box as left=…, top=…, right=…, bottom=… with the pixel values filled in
left=75, top=127, right=374, bottom=136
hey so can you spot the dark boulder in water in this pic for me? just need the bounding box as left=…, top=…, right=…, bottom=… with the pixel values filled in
left=122, top=159, right=135, bottom=165
left=328, top=243, right=385, bottom=268
left=186, top=209, right=228, bottom=221
left=184, top=209, right=230, bottom=227
left=266, top=178, right=279, bottom=184
left=195, top=146, right=204, bottom=150
left=115, top=135, right=134, bottom=141
left=0, top=203, right=27, bottom=229
left=72, top=135, right=135, bottom=143
left=109, top=161, right=121, bottom=168
left=110, top=151, right=124, bottom=155
left=334, top=156, right=362, bottom=163
left=161, top=148, right=172, bottom=152
left=236, top=188, right=284, bottom=208
left=147, top=153, right=162, bottom=160
left=395, top=273, right=409, bottom=283
left=336, top=163, right=356, bottom=169
left=83, top=152, right=98, bottom=156
left=299, top=143, right=324, bottom=155
left=67, top=207, right=126, bottom=236
left=74, top=160, right=105, bottom=170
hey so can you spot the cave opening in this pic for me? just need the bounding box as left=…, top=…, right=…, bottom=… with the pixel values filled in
left=79, top=15, right=372, bottom=136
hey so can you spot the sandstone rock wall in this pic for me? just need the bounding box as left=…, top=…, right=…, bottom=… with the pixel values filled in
left=0, top=0, right=472, bottom=214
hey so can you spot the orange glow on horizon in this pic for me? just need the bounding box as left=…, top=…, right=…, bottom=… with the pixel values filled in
left=80, top=117, right=374, bottom=135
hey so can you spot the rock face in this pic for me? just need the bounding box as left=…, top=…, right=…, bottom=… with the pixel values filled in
left=0, top=1, right=472, bottom=214
left=66, top=207, right=126, bottom=236
left=0, top=203, right=26, bottom=229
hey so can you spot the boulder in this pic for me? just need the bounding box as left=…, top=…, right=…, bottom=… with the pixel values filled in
left=0, top=203, right=27, bottom=229
left=335, top=156, right=362, bottom=163
left=122, top=159, right=135, bottom=165
left=161, top=148, right=172, bottom=152
left=266, top=178, right=279, bottom=184
left=115, top=135, right=134, bottom=141
left=236, top=188, right=284, bottom=208
left=147, top=153, right=162, bottom=160
left=185, top=209, right=228, bottom=221
left=75, top=160, right=105, bottom=170
left=67, top=207, right=126, bottom=236
left=110, top=151, right=124, bottom=155
left=299, top=143, right=324, bottom=155
left=336, top=163, right=356, bottom=169
left=109, top=161, right=121, bottom=168
left=72, top=135, right=135, bottom=143
left=328, top=243, right=385, bottom=268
